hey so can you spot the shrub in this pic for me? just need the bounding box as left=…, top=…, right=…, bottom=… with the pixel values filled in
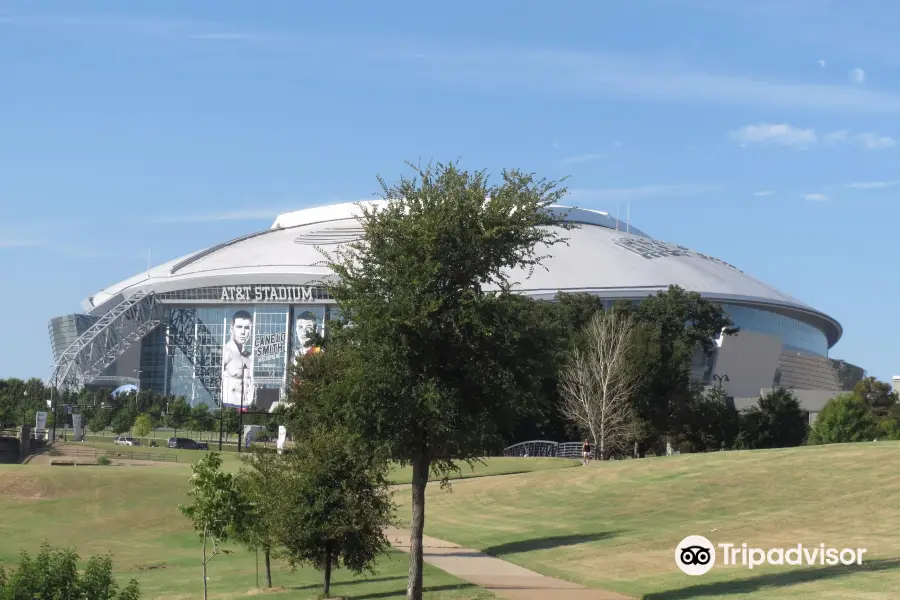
left=735, top=388, right=807, bottom=449
left=97, top=455, right=112, bottom=466
left=0, top=542, right=139, bottom=599
left=809, top=393, right=877, bottom=444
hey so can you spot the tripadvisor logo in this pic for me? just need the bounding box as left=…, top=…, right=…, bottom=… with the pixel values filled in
left=675, top=535, right=867, bottom=576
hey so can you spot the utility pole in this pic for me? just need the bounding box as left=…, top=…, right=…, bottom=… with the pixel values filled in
left=238, top=363, right=246, bottom=453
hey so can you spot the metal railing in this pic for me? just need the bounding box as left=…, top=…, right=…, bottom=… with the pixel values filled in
left=502, top=440, right=596, bottom=459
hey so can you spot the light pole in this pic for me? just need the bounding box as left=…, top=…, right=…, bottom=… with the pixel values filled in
left=238, top=363, right=246, bottom=453
left=713, top=373, right=730, bottom=389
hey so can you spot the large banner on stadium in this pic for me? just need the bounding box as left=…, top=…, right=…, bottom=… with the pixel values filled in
left=221, top=309, right=254, bottom=411
left=289, top=305, right=326, bottom=362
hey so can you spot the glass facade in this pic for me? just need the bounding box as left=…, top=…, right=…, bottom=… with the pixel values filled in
left=720, top=303, right=828, bottom=357
left=139, top=304, right=329, bottom=408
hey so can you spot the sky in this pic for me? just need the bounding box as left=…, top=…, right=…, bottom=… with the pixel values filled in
left=1, top=0, right=898, bottom=383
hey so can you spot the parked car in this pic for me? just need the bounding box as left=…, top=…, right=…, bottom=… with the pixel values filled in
left=167, top=437, right=207, bottom=450
left=114, top=436, right=140, bottom=446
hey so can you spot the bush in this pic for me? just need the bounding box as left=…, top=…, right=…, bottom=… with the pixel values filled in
left=735, top=388, right=807, bottom=449
left=0, top=542, right=139, bottom=599
left=809, top=393, right=877, bottom=444
left=97, top=455, right=112, bottom=466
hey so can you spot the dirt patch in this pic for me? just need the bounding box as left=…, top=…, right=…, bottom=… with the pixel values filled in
left=0, top=472, right=59, bottom=502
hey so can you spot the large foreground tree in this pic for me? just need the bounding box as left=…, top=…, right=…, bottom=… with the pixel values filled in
left=312, top=161, right=570, bottom=600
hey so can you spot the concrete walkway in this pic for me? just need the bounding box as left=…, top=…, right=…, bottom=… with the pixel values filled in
left=385, top=528, right=633, bottom=600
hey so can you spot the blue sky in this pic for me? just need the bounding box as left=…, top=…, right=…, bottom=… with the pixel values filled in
left=1, top=0, right=898, bottom=383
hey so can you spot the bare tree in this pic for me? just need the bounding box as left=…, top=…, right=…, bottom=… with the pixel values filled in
left=559, top=310, right=638, bottom=459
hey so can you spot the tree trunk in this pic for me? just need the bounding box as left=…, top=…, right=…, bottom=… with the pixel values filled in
left=264, top=548, right=272, bottom=588
left=323, top=542, right=333, bottom=598
left=407, top=453, right=430, bottom=600
left=202, top=527, right=209, bottom=600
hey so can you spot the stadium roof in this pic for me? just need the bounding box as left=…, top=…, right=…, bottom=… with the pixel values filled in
left=82, top=201, right=842, bottom=346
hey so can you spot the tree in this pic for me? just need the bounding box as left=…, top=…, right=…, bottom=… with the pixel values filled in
left=132, top=414, right=153, bottom=439
left=89, top=408, right=111, bottom=434
left=736, top=388, right=807, bottom=449
left=272, top=427, right=394, bottom=598
left=679, top=386, right=739, bottom=452
left=190, top=403, right=215, bottom=434
left=831, top=359, right=866, bottom=392
left=559, top=310, right=638, bottom=459
left=234, top=448, right=286, bottom=588
left=808, top=393, right=877, bottom=444
left=166, top=397, right=191, bottom=437
left=299, top=161, right=568, bottom=600
left=852, top=377, right=897, bottom=417
left=179, top=453, right=248, bottom=600
left=110, top=408, right=135, bottom=435
left=0, top=542, right=140, bottom=599
left=621, top=287, right=737, bottom=453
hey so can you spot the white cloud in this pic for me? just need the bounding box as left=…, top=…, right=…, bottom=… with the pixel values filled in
left=730, top=123, right=816, bottom=147
left=8, top=15, right=900, bottom=114
left=818, top=59, right=826, bottom=67
left=856, top=131, right=896, bottom=150
left=556, top=153, right=608, bottom=166
left=845, top=180, right=900, bottom=190
left=823, top=129, right=849, bottom=143
left=733, top=124, right=895, bottom=151
left=850, top=68, right=866, bottom=84
left=753, top=190, right=775, bottom=197
left=802, top=193, right=830, bottom=201
left=189, top=32, right=254, bottom=41
left=567, top=183, right=718, bottom=202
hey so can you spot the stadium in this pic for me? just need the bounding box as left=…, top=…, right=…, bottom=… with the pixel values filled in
left=48, top=201, right=845, bottom=419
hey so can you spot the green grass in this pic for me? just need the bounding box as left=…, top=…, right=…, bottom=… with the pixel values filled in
left=396, top=442, right=900, bottom=600
left=63, top=441, right=578, bottom=481
left=0, top=464, right=492, bottom=600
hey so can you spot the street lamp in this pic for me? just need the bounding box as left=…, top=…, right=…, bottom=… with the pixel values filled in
left=713, top=373, right=730, bottom=389
left=238, top=363, right=247, bottom=453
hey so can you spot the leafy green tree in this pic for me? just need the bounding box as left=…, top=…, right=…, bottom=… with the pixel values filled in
left=110, top=408, right=135, bottom=435
left=296, top=161, right=567, bottom=599
left=679, top=385, right=739, bottom=452
left=622, top=286, right=737, bottom=454
left=166, top=397, right=191, bottom=437
left=0, top=542, right=139, bottom=599
left=189, top=403, right=214, bottom=434
left=221, top=408, right=241, bottom=437
left=272, top=427, right=394, bottom=598
left=808, top=393, right=877, bottom=444
left=736, top=388, right=808, bottom=449
left=179, top=453, right=249, bottom=600
left=89, top=408, right=112, bottom=435
left=234, top=449, right=286, bottom=588
left=852, top=376, right=898, bottom=417
left=132, top=413, right=153, bottom=439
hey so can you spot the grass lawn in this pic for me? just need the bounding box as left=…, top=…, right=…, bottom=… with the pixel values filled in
left=0, top=464, right=493, bottom=600
left=63, top=441, right=579, bottom=482
left=396, top=442, right=900, bottom=600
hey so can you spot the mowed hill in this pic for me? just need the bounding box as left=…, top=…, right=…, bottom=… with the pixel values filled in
left=2, top=444, right=898, bottom=599
left=396, top=442, right=900, bottom=600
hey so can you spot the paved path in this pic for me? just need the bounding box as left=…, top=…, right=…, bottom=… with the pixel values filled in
left=385, top=528, right=634, bottom=600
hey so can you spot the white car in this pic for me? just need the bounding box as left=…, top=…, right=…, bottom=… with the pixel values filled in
left=114, top=436, right=140, bottom=446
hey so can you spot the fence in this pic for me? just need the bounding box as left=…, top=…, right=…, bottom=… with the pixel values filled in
left=49, top=447, right=179, bottom=463
left=502, top=440, right=597, bottom=459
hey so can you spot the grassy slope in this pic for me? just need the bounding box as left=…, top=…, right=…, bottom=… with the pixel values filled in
left=0, top=456, right=574, bottom=600
left=396, top=442, right=900, bottom=600
left=66, top=441, right=578, bottom=481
